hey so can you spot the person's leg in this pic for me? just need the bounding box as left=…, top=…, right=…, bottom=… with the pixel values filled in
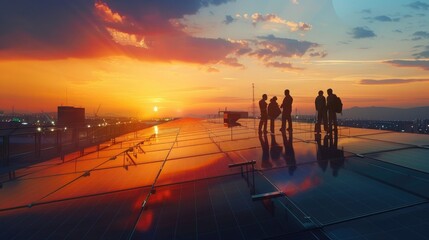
left=263, top=118, right=267, bottom=132
left=333, top=113, right=338, bottom=132
left=287, top=114, right=292, bottom=130
left=323, top=110, right=328, bottom=132
left=270, top=119, right=274, bottom=133
left=259, top=118, right=268, bottom=132
left=280, top=114, right=286, bottom=130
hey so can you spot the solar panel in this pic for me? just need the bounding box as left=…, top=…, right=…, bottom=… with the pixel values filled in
left=1, top=118, right=429, bottom=239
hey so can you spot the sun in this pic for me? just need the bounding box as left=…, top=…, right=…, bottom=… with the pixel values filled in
left=153, top=106, right=158, bottom=112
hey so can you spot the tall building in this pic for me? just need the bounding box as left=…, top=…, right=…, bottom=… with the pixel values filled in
left=57, top=106, right=85, bottom=127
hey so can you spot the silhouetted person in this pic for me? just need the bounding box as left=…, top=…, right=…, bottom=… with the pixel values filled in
left=258, top=131, right=271, bottom=168
left=268, top=96, right=281, bottom=134
left=280, top=89, right=293, bottom=132
left=258, top=94, right=268, bottom=133
left=282, top=129, right=296, bottom=175
left=315, top=90, right=328, bottom=133
left=326, top=88, right=338, bottom=134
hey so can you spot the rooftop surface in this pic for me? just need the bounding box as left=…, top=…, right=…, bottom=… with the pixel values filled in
left=1, top=118, right=429, bottom=240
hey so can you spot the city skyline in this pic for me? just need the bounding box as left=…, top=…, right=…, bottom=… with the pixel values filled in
left=1, top=0, right=429, bottom=119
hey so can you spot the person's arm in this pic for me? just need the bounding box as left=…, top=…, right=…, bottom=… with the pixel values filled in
left=315, top=98, right=318, bottom=110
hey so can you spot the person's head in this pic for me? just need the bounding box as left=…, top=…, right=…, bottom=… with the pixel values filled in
left=318, top=90, right=323, bottom=96
left=271, top=96, right=277, bottom=102
left=262, top=94, right=267, bottom=100
left=327, top=88, right=333, bottom=95
left=284, top=89, right=290, bottom=95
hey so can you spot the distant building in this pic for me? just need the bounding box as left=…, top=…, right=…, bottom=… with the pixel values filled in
left=57, top=106, right=85, bottom=127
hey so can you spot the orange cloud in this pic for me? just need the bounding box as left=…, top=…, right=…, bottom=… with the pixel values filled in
left=242, top=13, right=312, bottom=31
left=0, top=0, right=241, bottom=66
left=94, top=1, right=124, bottom=23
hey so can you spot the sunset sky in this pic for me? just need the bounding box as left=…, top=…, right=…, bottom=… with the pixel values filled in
left=1, top=0, right=428, bottom=118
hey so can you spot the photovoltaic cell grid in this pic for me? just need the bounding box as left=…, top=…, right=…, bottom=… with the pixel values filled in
left=0, top=118, right=429, bottom=239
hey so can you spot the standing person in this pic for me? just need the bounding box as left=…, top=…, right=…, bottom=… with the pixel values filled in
left=326, top=88, right=338, bottom=134
left=315, top=90, right=327, bottom=133
left=268, top=96, right=281, bottom=134
left=280, top=89, right=293, bottom=132
left=258, top=94, right=268, bottom=133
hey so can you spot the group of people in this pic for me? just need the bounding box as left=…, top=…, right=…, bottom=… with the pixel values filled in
left=258, top=88, right=339, bottom=134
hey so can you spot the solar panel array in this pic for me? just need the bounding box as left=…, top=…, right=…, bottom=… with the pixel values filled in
left=1, top=118, right=429, bottom=239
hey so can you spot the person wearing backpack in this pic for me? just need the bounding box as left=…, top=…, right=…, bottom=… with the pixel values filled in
left=268, top=96, right=281, bottom=134
left=326, top=88, right=338, bottom=134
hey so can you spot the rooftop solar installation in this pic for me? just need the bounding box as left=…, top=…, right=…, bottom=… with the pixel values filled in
left=1, top=118, right=429, bottom=239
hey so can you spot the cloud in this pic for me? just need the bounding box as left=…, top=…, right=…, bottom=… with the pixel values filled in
left=0, top=0, right=241, bottom=66
left=384, top=60, right=429, bottom=71
left=265, top=61, right=300, bottom=70
left=374, top=15, right=392, bottom=22
left=374, top=15, right=399, bottom=22
left=0, top=1, right=325, bottom=71
left=360, top=78, right=429, bottom=85
left=240, top=13, right=311, bottom=31
left=223, top=15, right=235, bottom=24
left=245, top=35, right=325, bottom=70
left=309, top=50, right=328, bottom=58
left=250, top=35, right=322, bottom=60
left=413, top=50, right=429, bottom=58
left=219, top=57, right=244, bottom=68
left=361, top=9, right=372, bottom=14
left=103, top=0, right=233, bottom=23
left=407, top=1, right=429, bottom=10
left=350, top=27, right=376, bottom=39
left=94, top=1, right=124, bottom=23
left=207, top=67, right=220, bottom=73
left=412, top=31, right=429, bottom=40
left=0, top=0, right=114, bottom=59
left=107, top=28, right=148, bottom=48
